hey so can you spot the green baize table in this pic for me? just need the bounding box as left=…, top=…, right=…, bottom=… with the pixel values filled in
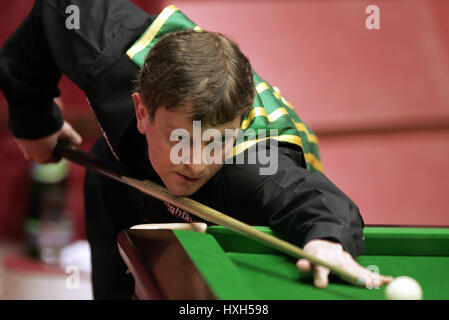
left=117, top=225, right=449, bottom=300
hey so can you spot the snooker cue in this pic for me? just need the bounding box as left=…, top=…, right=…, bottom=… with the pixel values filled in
left=54, top=142, right=366, bottom=287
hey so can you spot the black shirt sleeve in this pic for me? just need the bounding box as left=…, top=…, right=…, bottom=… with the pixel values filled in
left=0, top=0, right=156, bottom=156
left=0, top=2, right=63, bottom=139
left=203, top=142, right=366, bottom=259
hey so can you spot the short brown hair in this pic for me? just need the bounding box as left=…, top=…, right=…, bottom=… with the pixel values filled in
left=135, top=29, right=254, bottom=126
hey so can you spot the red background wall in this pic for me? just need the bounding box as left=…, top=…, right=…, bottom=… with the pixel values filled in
left=1, top=0, right=448, bottom=240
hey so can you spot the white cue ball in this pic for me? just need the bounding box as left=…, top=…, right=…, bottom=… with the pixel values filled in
left=385, top=276, right=423, bottom=300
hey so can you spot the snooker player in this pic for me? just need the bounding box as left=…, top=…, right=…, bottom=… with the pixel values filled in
left=0, top=0, right=392, bottom=299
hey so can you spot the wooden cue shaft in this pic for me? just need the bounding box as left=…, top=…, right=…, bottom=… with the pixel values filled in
left=55, top=142, right=366, bottom=287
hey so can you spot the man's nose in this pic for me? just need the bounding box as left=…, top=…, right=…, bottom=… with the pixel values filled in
left=183, top=145, right=208, bottom=177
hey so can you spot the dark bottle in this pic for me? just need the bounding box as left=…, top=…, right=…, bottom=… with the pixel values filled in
left=25, top=160, right=73, bottom=264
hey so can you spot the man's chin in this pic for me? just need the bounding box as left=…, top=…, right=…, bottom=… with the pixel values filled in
left=165, top=183, right=199, bottom=197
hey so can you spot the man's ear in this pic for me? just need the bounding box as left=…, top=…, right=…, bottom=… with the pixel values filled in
left=132, top=92, right=148, bottom=135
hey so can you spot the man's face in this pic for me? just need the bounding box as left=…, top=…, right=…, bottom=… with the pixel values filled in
left=132, top=93, right=241, bottom=196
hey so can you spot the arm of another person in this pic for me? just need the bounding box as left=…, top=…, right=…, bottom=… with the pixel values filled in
left=0, top=1, right=81, bottom=163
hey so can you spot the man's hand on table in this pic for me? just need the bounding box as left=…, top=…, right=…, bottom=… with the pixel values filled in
left=296, top=239, right=393, bottom=289
left=14, top=120, right=82, bottom=164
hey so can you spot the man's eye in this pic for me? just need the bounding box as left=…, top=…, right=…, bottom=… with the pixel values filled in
left=171, top=136, right=188, bottom=143
left=208, top=137, right=226, bottom=145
